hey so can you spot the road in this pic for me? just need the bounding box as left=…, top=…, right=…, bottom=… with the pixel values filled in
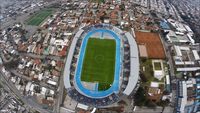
left=159, top=33, right=177, bottom=113
left=9, top=69, right=56, bottom=90
left=54, top=2, right=90, bottom=112
left=19, top=52, right=64, bottom=61
left=0, top=71, right=51, bottom=113
left=134, top=106, right=163, bottom=113
left=54, top=64, right=65, bottom=113
left=9, top=69, right=32, bottom=81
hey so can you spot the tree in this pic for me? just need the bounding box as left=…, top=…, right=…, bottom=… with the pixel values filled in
left=157, top=99, right=170, bottom=107
left=4, top=60, right=19, bottom=69
left=139, top=72, right=147, bottom=82
left=37, top=28, right=41, bottom=32
left=163, top=90, right=170, bottom=95
left=118, top=100, right=127, bottom=105
left=134, top=87, right=147, bottom=106
left=119, top=4, right=125, bottom=11
left=146, top=100, right=157, bottom=108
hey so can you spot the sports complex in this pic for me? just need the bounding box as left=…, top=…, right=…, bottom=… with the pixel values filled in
left=26, top=8, right=53, bottom=26
left=64, top=24, right=139, bottom=107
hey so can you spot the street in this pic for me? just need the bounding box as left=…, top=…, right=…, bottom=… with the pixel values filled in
left=0, top=71, right=51, bottom=113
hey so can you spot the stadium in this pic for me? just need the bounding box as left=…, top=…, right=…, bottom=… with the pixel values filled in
left=64, top=24, right=139, bottom=107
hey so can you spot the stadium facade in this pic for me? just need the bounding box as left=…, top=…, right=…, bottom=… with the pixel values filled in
left=64, top=24, right=139, bottom=107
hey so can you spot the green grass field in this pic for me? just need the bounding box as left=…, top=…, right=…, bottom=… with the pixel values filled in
left=27, top=9, right=53, bottom=26
left=154, top=62, right=162, bottom=70
left=92, top=0, right=105, bottom=3
left=81, top=38, right=116, bottom=91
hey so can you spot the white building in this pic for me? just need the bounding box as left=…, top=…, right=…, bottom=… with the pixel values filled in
left=173, top=45, right=200, bottom=72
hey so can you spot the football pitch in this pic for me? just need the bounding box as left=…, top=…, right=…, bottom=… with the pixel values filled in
left=81, top=38, right=116, bottom=91
left=92, top=0, right=105, bottom=3
left=26, top=9, right=53, bottom=26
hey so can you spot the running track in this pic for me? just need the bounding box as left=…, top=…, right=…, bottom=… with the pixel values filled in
left=74, top=28, right=121, bottom=98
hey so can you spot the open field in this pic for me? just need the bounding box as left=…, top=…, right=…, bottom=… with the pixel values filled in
left=81, top=38, right=116, bottom=91
left=26, top=9, right=53, bottom=26
left=140, top=58, right=154, bottom=85
left=135, top=31, right=165, bottom=59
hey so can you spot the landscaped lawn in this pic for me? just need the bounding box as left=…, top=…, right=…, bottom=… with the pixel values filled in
left=154, top=62, right=162, bottom=70
left=26, top=9, right=53, bottom=26
left=81, top=38, right=116, bottom=91
left=140, top=58, right=154, bottom=85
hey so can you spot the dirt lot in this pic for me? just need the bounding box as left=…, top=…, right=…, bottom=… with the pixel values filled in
left=135, top=31, right=166, bottom=59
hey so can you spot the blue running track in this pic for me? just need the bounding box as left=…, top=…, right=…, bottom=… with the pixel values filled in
left=74, top=28, right=121, bottom=98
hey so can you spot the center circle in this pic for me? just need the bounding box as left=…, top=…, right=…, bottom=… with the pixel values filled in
left=95, top=55, right=104, bottom=63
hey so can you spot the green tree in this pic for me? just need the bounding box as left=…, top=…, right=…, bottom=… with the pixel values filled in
left=134, top=87, right=147, bottom=106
